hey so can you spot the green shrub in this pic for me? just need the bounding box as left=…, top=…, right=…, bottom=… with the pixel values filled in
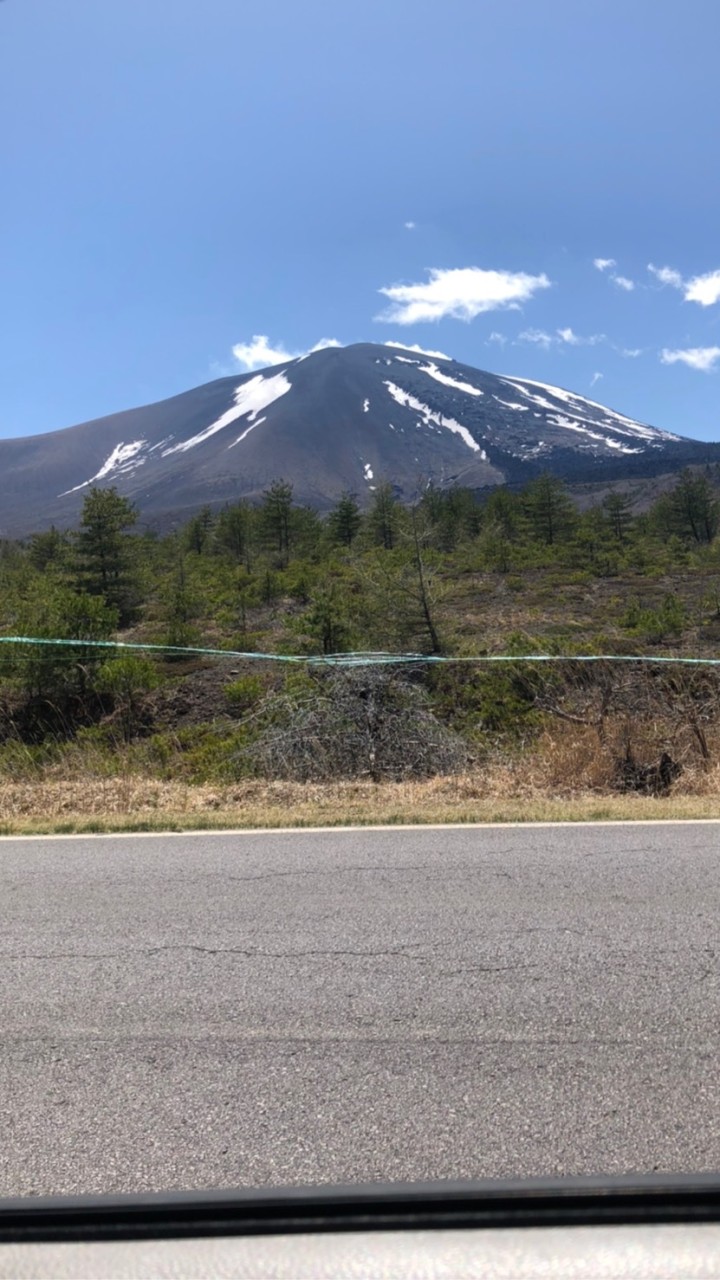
left=621, top=593, right=687, bottom=644
left=225, top=674, right=265, bottom=712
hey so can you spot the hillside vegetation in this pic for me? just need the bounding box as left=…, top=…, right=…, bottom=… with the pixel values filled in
left=2, top=471, right=720, bottom=827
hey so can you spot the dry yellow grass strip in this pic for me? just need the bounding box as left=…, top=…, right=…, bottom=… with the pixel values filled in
left=0, top=774, right=718, bottom=836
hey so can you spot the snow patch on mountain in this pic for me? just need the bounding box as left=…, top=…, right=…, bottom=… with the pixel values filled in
left=546, top=415, right=642, bottom=454
left=61, top=439, right=147, bottom=495
left=384, top=381, right=484, bottom=454
left=384, top=341, right=451, bottom=360
left=163, top=372, right=291, bottom=456
left=229, top=416, right=267, bottom=448
left=500, top=375, right=677, bottom=443
left=493, top=396, right=529, bottom=412
left=418, top=363, right=484, bottom=396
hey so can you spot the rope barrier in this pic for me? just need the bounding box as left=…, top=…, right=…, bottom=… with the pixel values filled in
left=0, top=636, right=719, bottom=667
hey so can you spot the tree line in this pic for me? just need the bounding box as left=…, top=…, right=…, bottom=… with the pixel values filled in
left=0, top=467, right=719, bottom=743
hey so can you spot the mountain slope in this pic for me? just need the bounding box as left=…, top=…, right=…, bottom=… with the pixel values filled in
left=0, top=342, right=716, bottom=534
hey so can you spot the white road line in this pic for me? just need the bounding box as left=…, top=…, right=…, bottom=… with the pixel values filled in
left=0, top=818, right=719, bottom=841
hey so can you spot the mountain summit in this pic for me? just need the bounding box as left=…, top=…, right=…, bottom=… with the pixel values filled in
left=0, top=343, right=714, bottom=534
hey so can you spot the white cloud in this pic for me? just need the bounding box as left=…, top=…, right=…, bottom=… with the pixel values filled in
left=487, top=331, right=507, bottom=346
left=519, top=327, right=604, bottom=349
left=231, top=335, right=296, bottom=370
left=595, top=258, right=636, bottom=291
left=404, top=220, right=416, bottom=230
left=376, top=266, right=551, bottom=325
left=384, top=340, right=451, bottom=359
left=648, top=263, right=685, bottom=290
left=648, top=262, right=720, bottom=307
left=590, top=371, right=603, bottom=387
left=231, top=334, right=342, bottom=370
left=308, top=337, right=343, bottom=353
left=620, top=347, right=643, bottom=358
left=685, top=269, right=720, bottom=307
left=660, top=346, right=720, bottom=372
left=518, top=328, right=554, bottom=349
left=557, top=327, right=605, bottom=346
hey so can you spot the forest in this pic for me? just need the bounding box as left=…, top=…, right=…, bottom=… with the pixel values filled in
left=1, top=469, right=720, bottom=823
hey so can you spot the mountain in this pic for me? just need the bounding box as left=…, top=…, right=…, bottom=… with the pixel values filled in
left=1, top=342, right=718, bottom=535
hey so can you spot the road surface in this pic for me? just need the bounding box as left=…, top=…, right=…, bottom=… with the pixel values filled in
left=1, top=822, right=719, bottom=1196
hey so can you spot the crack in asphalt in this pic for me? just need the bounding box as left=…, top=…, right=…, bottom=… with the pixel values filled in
left=0, top=944, right=437, bottom=962
left=439, top=963, right=537, bottom=977
left=178, top=863, right=495, bottom=885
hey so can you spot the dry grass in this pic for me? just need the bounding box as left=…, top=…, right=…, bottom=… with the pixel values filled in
left=1, top=765, right=719, bottom=836
left=2, top=716, right=719, bottom=836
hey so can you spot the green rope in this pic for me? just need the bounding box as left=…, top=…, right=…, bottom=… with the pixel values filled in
left=0, top=636, right=719, bottom=667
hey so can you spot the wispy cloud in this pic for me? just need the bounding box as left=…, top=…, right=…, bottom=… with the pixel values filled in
left=648, top=263, right=684, bottom=289
left=487, top=331, right=507, bottom=346
left=660, top=346, right=720, bottom=372
left=590, top=371, right=603, bottom=387
left=648, top=263, right=720, bottom=306
left=620, top=347, right=643, bottom=358
left=384, top=340, right=451, bottom=359
left=556, top=326, right=605, bottom=346
left=518, top=326, right=605, bottom=350
left=404, top=220, right=416, bottom=230
left=231, top=335, right=342, bottom=371
left=594, top=257, right=636, bottom=291
left=518, top=328, right=554, bottom=349
left=376, top=266, right=551, bottom=325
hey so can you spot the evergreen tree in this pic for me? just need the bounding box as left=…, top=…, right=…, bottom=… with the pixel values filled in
left=523, top=473, right=576, bottom=546
left=302, top=587, right=352, bottom=654
left=483, top=487, right=523, bottom=540
left=420, top=485, right=481, bottom=551
left=670, top=470, right=719, bottom=544
left=328, top=492, right=362, bottom=547
left=184, top=505, right=214, bottom=554
left=215, top=502, right=254, bottom=567
left=28, top=526, right=68, bottom=571
left=74, top=487, right=139, bottom=625
left=368, top=483, right=400, bottom=550
left=601, top=492, right=633, bottom=543
left=261, top=480, right=294, bottom=566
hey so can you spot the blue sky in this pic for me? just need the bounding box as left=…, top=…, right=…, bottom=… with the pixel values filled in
left=1, top=0, right=719, bottom=440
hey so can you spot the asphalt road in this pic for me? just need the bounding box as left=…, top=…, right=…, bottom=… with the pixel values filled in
left=1, top=822, right=720, bottom=1197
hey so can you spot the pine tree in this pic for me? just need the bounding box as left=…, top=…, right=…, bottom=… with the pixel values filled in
left=329, top=492, right=362, bottom=547
left=74, top=487, right=139, bottom=625
left=602, top=492, right=633, bottom=543
left=28, top=525, right=67, bottom=571
left=261, top=480, right=294, bottom=566
left=670, top=470, right=719, bottom=544
left=184, top=505, right=214, bottom=554
left=368, top=483, right=400, bottom=550
left=524, top=473, right=576, bottom=547
left=215, top=502, right=254, bottom=567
